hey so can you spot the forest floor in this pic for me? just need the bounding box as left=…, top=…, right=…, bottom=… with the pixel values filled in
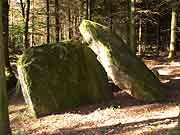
left=9, top=55, right=180, bottom=135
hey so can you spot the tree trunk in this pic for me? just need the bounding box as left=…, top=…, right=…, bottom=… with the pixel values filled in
left=60, top=0, right=64, bottom=40
left=128, top=0, right=136, bottom=53
left=55, top=0, right=60, bottom=42
left=68, top=1, right=72, bottom=39
left=46, top=0, right=50, bottom=43
left=156, top=18, right=160, bottom=56
left=2, top=0, right=13, bottom=74
left=168, top=6, right=177, bottom=59
left=86, top=0, right=89, bottom=19
left=20, top=0, right=25, bottom=19
left=80, top=20, right=166, bottom=101
left=0, top=0, right=11, bottom=134
left=80, top=0, right=85, bottom=20
left=138, top=19, right=142, bottom=56
left=104, top=0, right=113, bottom=29
left=89, top=0, right=92, bottom=21
left=156, top=0, right=161, bottom=56
left=31, top=0, right=35, bottom=46
left=24, top=0, right=30, bottom=49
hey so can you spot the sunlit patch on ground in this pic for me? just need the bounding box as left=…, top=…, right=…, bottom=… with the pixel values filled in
left=9, top=96, right=180, bottom=135
left=9, top=57, right=180, bottom=135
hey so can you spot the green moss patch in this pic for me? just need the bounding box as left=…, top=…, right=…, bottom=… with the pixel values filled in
left=79, top=20, right=166, bottom=101
left=17, top=42, right=112, bottom=117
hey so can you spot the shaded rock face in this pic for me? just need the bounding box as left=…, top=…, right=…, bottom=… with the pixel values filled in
left=79, top=20, right=165, bottom=101
left=17, top=42, right=112, bottom=117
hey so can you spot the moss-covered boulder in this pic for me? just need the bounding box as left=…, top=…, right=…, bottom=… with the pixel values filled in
left=17, top=42, right=112, bottom=117
left=5, top=69, right=17, bottom=95
left=79, top=20, right=166, bottom=101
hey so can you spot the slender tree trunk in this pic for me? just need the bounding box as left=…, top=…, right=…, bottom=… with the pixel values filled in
left=0, top=0, right=11, bottom=134
left=75, top=11, right=78, bottom=32
left=60, top=0, right=64, bottom=40
left=89, top=0, right=93, bottom=21
left=138, top=19, right=142, bottom=55
left=68, top=1, right=72, bottom=39
left=60, top=23, right=64, bottom=40
left=24, top=0, right=30, bottom=49
left=104, top=0, right=113, bottom=29
left=10, top=2, right=16, bottom=53
left=144, top=0, right=149, bottom=9
left=156, top=0, right=161, bottom=56
left=86, top=0, right=89, bottom=19
left=20, top=0, right=25, bottom=18
left=55, top=0, right=60, bottom=42
left=156, top=17, right=160, bottom=56
left=168, top=6, right=177, bottom=59
left=80, top=0, right=85, bottom=20
left=3, top=0, right=13, bottom=74
left=89, top=0, right=96, bottom=21
left=128, top=0, right=136, bottom=53
left=46, top=0, right=50, bottom=43
left=31, top=0, right=35, bottom=46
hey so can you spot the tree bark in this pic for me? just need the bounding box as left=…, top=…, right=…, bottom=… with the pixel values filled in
left=68, top=1, right=72, bottom=39
left=156, top=4, right=161, bottom=56
left=31, top=0, right=35, bottom=46
left=86, top=0, right=89, bottom=19
left=24, top=0, right=30, bottom=49
left=80, top=20, right=166, bottom=101
left=168, top=6, right=177, bottom=59
left=2, top=0, right=13, bottom=74
left=20, top=0, right=25, bottom=19
left=138, top=19, right=143, bottom=55
left=30, top=0, right=35, bottom=46
left=0, top=0, right=11, bottom=134
left=104, top=0, right=113, bottom=29
left=46, top=0, right=50, bottom=43
left=55, top=0, right=60, bottom=42
left=128, top=0, right=136, bottom=54
left=89, top=0, right=92, bottom=21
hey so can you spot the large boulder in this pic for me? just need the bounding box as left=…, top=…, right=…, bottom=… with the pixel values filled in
left=17, top=42, right=112, bottom=117
left=79, top=20, right=166, bottom=101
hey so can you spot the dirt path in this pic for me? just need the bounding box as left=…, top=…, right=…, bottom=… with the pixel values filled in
left=9, top=57, right=180, bottom=135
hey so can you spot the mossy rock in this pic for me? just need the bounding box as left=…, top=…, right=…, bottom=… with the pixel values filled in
left=79, top=20, right=166, bottom=101
left=5, top=69, right=17, bottom=94
left=17, top=42, right=112, bottom=117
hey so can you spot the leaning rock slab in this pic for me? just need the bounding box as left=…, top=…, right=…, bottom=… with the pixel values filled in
left=79, top=20, right=165, bottom=101
left=17, top=42, right=112, bottom=117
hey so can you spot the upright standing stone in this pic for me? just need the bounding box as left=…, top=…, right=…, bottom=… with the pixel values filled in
left=79, top=20, right=165, bottom=101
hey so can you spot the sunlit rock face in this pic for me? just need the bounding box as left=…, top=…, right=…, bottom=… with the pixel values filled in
left=79, top=20, right=165, bottom=101
left=17, top=42, right=112, bottom=117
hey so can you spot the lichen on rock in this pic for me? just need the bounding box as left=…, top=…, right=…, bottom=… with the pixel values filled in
left=79, top=20, right=166, bottom=101
left=17, top=42, right=112, bottom=117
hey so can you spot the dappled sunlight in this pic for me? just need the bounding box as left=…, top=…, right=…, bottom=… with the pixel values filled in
left=119, top=120, right=179, bottom=135
left=9, top=97, right=180, bottom=135
left=8, top=54, right=180, bottom=135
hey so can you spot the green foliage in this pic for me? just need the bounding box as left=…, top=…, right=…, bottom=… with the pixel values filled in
left=9, top=23, right=24, bottom=49
left=12, top=131, right=23, bottom=135
left=5, top=68, right=13, bottom=79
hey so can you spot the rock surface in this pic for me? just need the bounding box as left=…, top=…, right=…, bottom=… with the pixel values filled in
left=79, top=20, right=165, bottom=101
left=17, top=42, right=112, bottom=117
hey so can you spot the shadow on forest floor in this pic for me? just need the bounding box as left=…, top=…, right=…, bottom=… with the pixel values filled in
left=36, top=116, right=179, bottom=135
left=10, top=56, right=180, bottom=135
